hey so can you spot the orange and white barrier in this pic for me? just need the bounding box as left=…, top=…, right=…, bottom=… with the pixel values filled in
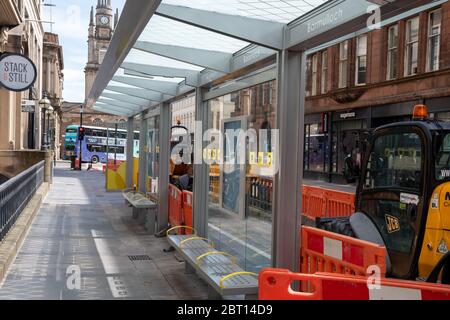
left=168, top=184, right=184, bottom=234
left=301, top=186, right=355, bottom=219
left=301, top=226, right=387, bottom=279
left=182, top=191, right=194, bottom=235
left=259, top=269, right=450, bottom=300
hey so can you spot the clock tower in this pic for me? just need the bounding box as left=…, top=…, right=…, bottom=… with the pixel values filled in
left=85, top=0, right=119, bottom=99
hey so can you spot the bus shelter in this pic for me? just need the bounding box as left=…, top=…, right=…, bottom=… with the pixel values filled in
left=86, top=0, right=441, bottom=272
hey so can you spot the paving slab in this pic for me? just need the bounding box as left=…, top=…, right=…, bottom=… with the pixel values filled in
left=0, top=164, right=208, bottom=300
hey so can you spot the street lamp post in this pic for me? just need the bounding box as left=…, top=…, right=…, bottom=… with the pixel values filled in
left=39, top=95, right=51, bottom=150
left=78, top=106, right=84, bottom=170
left=47, top=105, right=54, bottom=150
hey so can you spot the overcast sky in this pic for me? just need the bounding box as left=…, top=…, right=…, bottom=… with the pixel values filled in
left=42, top=0, right=126, bottom=103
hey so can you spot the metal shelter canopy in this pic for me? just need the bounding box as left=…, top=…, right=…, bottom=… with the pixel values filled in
left=162, top=0, right=328, bottom=23
left=88, top=0, right=425, bottom=117
left=87, top=0, right=342, bottom=116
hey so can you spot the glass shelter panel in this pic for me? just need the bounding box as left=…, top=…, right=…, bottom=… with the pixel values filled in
left=162, top=0, right=328, bottom=23
left=206, top=80, right=277, bottom=272
left=147, top=116, right=161, bottom=196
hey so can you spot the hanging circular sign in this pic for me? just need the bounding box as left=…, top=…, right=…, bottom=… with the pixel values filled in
left=0, top=53, right=37, bottom=92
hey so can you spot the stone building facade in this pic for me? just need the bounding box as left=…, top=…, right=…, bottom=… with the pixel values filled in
left=60, top=0, right=125, bottom=159
left=42, top=32, right=64, bottom=159
left=304, top=2, right=450, bottom=183
left=85, top=0, right=119, bottom=98
left=0, top=0, right=44, bottom=151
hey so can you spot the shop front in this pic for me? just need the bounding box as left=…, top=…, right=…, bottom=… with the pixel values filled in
left=304, top=108, right=369, bottom=184
left=304, top=97, right=450, bottom=184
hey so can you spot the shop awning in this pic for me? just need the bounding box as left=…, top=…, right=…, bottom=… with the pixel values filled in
left=88, top=0, right=427, bottom=117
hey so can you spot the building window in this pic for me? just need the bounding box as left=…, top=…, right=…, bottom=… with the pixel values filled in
left=306, top=57, right=312, bottom=97
left=427, top=9, right=441, bottom=72
left=405, top=17, right=420, bottom=76
left=99, top=49, right=107, bottom=64
left=356, top=35, right=367, bottom=85
left=304, top=123, right=328, bottom=173
left=387, top=25, right=398, bottom=80
left=339, top=41, right=348, bottom=88
left=93, top=118, right=103, bottom=126
left=437, top=112, right=450, bottom=122
left=311, top=54, right=318, bottom=96
left=321, top=51, right=328, bottom=94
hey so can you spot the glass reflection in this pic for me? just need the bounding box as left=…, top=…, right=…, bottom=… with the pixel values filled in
left=207, top=81, right=277, bottom=272
left=147, top=116, right=160, bottom=196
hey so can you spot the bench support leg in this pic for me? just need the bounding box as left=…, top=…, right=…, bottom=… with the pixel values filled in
left=244, top=294, right=258, bottom=301
left=163, top=246, right=175, bottom=253
left=145, top=208, right=156, bottom=235
left=185, top=263, right=196, bottom=275
left=132, top=207, right=138, bottom=220
left=136, top=208, right=148, bottom=226
left=207, top=286, right=222, bottom=300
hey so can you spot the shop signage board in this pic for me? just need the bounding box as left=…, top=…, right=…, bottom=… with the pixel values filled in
left=0, top=53, right=37, bottom=92
left=287, top=0, right=374, bottom=48
left=340, top=112, right=356, bottom=119
left=21, top=100, right=36, bottom=113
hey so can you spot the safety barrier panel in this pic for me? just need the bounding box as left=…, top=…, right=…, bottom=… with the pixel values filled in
left=168, top=184, right=184, bottom=234
left=259, top=269, right=450, bottom=300
left=303, top=186, right=327, bottom=218
left=102, top=160, right=125, bottom=173
left=182, top=191, right=194, bottom=235
left=301, top=186, right=355, bottom=219
left=300, top=226, right=386, bottom=291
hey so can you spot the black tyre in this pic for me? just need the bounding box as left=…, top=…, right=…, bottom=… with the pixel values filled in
left=91, top=156, right=100, bottom=164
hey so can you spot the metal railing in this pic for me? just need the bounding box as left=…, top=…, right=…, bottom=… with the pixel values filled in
left=0, top=161, right=45, bottom=242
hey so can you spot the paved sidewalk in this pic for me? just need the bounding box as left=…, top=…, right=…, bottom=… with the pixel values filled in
left=0, top=163, right=208, bottom=300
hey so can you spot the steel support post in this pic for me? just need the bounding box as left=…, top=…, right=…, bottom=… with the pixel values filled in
left=273, top=50, right=306, bottom=271
left=193, top=88, right=209, bottom=237
left=126, top=116, right=135, bottom=189
left=157, top=102, right=171, bottom=232
left=138, top=112, right=148, bottom=194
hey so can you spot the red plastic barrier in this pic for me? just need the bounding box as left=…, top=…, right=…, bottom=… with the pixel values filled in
left=259, top=269, right=450, bottom=300
left=168, top=184, right=184, bottom=234
left=301, top=186, right=355, bottom=219
left=303, top=186, right=327, bottom=219
left=324, top=189, right=355, bottom=218
left=182, top=191, right=194, bottom=235
left=300, top=226, right=386, bottom=291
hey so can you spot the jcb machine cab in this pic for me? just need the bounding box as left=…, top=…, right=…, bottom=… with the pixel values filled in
left=323, top=105, right=450, bottom=283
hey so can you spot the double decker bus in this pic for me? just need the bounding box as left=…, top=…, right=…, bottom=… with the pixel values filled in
left=64, top=125, right=139, bottom=164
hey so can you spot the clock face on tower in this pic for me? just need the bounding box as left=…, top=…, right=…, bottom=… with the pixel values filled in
left=100, top=16, right=109, bottom=25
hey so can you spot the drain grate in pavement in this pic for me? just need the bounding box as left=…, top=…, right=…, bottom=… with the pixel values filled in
left=128, top=255, right=152, bottom=261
